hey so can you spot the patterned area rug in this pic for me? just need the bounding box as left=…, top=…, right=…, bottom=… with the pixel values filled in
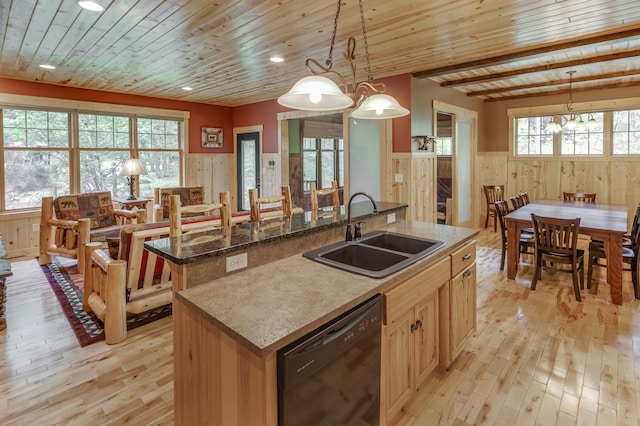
left=39, top=257, right=171, bottom=347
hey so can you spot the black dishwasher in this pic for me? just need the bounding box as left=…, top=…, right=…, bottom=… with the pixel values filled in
left=277, top=294, right=382, bottom=426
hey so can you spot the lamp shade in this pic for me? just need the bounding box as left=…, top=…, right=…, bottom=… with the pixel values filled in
left=277, top=76, right=354, bottom=111
left=120, top=158, right=146, bottom=176
left=351, top=94, right=410, bottom=119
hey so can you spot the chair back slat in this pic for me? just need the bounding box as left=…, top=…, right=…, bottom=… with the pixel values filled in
left=483, top=185, right=504, bottom=204
left=531, top=214, right=581, bottom=257
left=510, top=196, right=525, bottom=211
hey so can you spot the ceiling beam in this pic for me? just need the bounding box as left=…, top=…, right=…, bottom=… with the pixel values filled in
left=466, top=70, right=640, bottom=97
left=412, top=26, right=640, bottom=79
left=483, top=80, right=640, bottom=102
left=438, top=49, right=640, bottom=87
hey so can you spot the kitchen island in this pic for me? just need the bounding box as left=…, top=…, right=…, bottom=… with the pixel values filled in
left=163, top=215, right=478, bottom=425
left=145, top=201, right=407, bottom=291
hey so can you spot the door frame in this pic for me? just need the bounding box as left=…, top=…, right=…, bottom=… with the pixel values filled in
left=232, top=125, right=263, bottom=212
left=432, top=100, right=478, bottom=228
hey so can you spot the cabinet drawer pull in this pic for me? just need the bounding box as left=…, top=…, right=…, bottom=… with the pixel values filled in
left=463, top=269, right=472, bottom=277
left=462, top=253, right=472, bottom=260
left=415, top=319, right=422, bottom=329
left=410, top=322, right=417, bottom=333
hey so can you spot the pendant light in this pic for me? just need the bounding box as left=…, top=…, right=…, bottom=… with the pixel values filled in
left=278, top=0, right=409, bottom=119
left=545, top=71, right=594, bottom=133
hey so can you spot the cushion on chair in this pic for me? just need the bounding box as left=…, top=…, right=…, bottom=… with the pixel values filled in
left=53, top=192, right=116, bottom=229
left=158, top=187, right=205, bottom=219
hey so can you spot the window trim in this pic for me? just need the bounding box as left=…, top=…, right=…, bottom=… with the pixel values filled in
left=508, top=97, right=640, bottom=159
left=1, top=94, right=189, bottom=212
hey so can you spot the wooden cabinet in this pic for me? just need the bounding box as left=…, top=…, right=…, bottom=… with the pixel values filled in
left=382, top=256, right=450, bottom=424
left=440, top=240, right=477, bottom=368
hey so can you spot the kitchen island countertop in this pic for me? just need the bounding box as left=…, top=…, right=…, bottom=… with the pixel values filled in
left=175, top=220, right=478, bottom=357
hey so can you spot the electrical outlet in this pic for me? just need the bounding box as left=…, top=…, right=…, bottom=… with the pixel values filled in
left=32, top=223, right=40, bottom=232
left=394, top=173, right=403, bottom=183
left=226, top=252, right=248, bottom=272
left=387, top=213, right=396, bottom=224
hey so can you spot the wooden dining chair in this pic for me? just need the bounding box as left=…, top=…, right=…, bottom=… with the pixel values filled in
left=563, top=192, right=596, bottom=203
left=494, top=200, right=535, bottom=271
left=518, top=192, right=530, bottom=205
left=483, top=185, right=505, bottom=232
left=587, top=204, right=640, bottom=299
left=530, top=213, right=585, bottom=302
left=510, top=195, right=525, bottom=211
left=249, top=185, right=302, bottom=223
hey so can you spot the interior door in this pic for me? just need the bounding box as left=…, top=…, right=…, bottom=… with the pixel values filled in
left=236, top=132, right=260, bottom=211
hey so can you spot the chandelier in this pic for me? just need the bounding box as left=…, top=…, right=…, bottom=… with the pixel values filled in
left=545, top=71, right=597, bottom=133
left=277, top=0, right=410, bottom=119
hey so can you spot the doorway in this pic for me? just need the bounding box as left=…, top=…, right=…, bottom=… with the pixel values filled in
left=433, top=100, right=477, bottom=228
left=236, top=132, right=260, bottom=211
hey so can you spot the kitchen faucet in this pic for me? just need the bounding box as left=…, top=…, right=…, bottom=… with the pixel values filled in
left=345, top=192, right=378, bottom=242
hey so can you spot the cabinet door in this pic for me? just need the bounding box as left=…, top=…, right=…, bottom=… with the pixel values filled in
left=414, top=291, right=439, bottom=386
left=382, top=310, right=414, bottom=423
left=450, top=263, right=476, bottom=357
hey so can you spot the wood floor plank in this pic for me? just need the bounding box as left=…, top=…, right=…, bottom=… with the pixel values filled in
left=1, top=230, right=639, bottom=425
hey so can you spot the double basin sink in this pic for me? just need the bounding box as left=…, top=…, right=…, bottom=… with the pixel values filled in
left=303, top=230, right=445, bottom=278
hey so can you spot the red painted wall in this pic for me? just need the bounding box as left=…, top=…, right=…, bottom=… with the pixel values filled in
left=377, top=73, right=412, bottom=152
left=1, top=73, right=412, bottom=154
left=232, top=99, right=289, bottom=153
left=0, top=78, right=234, bottom=154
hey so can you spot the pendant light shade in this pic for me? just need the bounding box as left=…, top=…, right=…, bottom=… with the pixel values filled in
left=277, top=76, right=354, bottom=111
left=277, top=0, right=409, bottom=119
left=351, top=94, right=410, bottom=119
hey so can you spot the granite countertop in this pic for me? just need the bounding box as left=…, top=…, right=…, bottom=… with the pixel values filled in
left=145, top=201, right=407, bottom=264
left=175, top=221, right=478, bottom=357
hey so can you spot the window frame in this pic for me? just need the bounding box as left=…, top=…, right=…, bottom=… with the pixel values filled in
left=302, top=136, right=344, bottom=192
left=508, top=97, right=640, bottom=159
left=0, top=93, right=189, bottom=212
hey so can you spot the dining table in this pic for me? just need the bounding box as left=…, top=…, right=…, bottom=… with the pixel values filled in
left=505, top=199, right=629, bottom=305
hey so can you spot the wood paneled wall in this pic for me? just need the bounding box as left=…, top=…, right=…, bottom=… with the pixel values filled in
left=391, top=152, right=437, bottom=223
left=476, top=152, right=639, bottom=229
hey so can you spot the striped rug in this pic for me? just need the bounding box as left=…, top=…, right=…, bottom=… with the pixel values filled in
left=39, top=257, right=171, bottom=347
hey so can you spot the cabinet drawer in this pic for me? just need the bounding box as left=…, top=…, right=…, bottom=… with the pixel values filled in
left=384, top=256, right=450, bottom=323
left=451, top=240, right=476, bottom=277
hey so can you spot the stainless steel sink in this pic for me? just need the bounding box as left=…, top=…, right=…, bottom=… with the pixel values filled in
left=303, top=231, right=445, bottom=278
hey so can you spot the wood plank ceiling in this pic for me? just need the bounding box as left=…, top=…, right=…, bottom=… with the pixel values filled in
left=1, top=0, right=640, bottom=107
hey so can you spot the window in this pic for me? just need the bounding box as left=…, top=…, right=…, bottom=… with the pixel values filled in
left=513, top=110, right=621, bottom=157
left=560, top=113, right=603, bottom=155
left=302, top=137, right=343, bottom=191
left=515, top=116, right=554, bottom=155
left=613, top=109, right=640, bottom=154
left=2, top=109, right=71, bottom=209
left=1, top=107, right=184, bottom=211
left=435, top=137, right=453, bottom=155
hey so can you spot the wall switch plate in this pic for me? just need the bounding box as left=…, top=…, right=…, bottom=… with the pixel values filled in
left=32, top=223, right=40, bottom=232
left=226, top=252, right=248, bottom=273
left=387, top=213, right=396, bottom=224
left=394, top=173, right=403, bottom=183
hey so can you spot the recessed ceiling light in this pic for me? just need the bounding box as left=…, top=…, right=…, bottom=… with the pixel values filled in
left=39, top=64, right=56, bottom=70
left=182, top=87, right=193, bottom=91
left=270, top=56, right=284, bottom=63
left=77, top=1, right=104, bottom=12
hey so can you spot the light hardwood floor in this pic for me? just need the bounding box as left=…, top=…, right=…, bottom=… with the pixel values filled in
left=1, top=230, right=639, bottom=425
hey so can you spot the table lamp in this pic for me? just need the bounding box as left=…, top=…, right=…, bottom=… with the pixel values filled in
left=120, top=158, right=147, bottom=200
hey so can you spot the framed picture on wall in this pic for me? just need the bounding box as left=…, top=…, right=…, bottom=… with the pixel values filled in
left=201, top=127, right=223, bottom=148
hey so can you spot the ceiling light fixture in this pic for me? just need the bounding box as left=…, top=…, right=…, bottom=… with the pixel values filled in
left=39, top=64, right=56, bottom=70
left=278, top=0, right=409, bottom=119
left=77, top=1, right=104, bottom=12
left=182, top=87, right=193, bottom=91
left=270, top=56, right=284, bottom=63
left=545, top=71, right=597, bottom=133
